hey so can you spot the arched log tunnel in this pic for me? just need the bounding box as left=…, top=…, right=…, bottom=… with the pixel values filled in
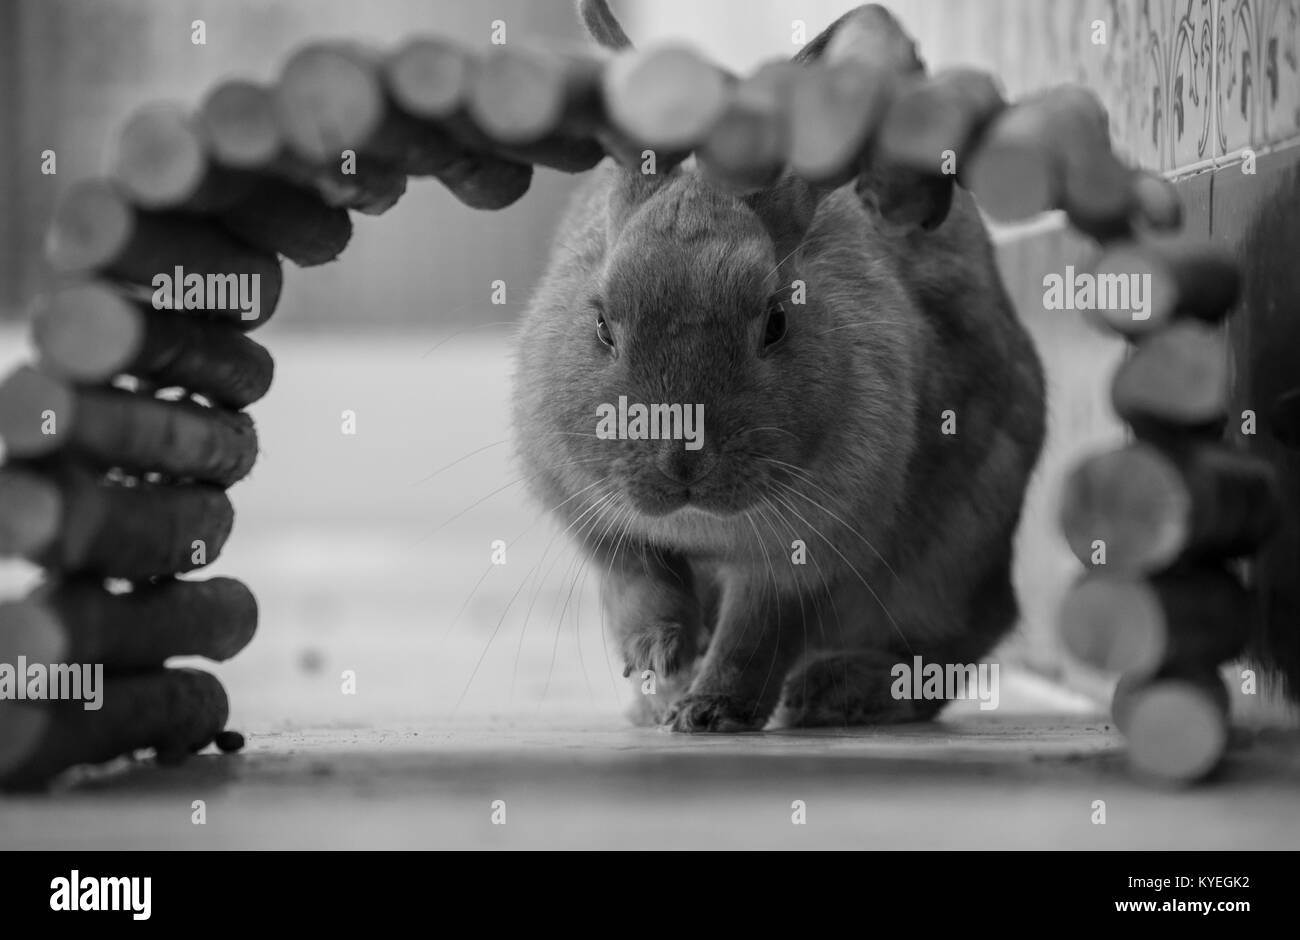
left=0, top=5, right=1286, bottom=789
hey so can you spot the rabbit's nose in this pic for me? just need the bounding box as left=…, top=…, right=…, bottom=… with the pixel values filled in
left=656, top=446, right=716, bottom=486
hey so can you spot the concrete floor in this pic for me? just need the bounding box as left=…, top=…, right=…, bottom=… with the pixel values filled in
left=2, top=330, right=1298, bottom=849
left=5, top=711, right=1300, bottom=849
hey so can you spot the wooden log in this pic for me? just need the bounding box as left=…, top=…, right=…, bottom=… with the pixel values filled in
left=877, top=68, right=1005, bottom=174
left=0, top=577, right=256, bottom=669
left=0, top=668, right=228, bottom=789
left=468, top=45, right=586, bottom=146
left=219, top=175, right=355, bottom=267
left=112, top=105, right=354, bottom=266
left=389, top=37, right=662, bottom=173
left=44, top=180, right=283, bottom=330
left=0, top=466, right=234, bottom=578
left=31, top=283, right=274, bottom=408
left=0, top=366, right=71, bottom=458
left=273, top=42, right=394, bottom=162
left=214, top=730, right=245, bottom=752
left=541, top=52, right=674, bottom=171
left=1059, top=443, right=1281, bottom=574
left=1130, top=170, right=1183, bottom=232
left=964, top=99, right=1057, bottom=219
left=1053, top=87, right=1136, bottom=240
left=386, top=38, right=609, bottom=174
left=1113, top=667, right=1230, bottom=735
left=1091, top=241, right=1240, bottom=335
left=469, top=50, right=609, bottom=170
left=272, top=46, right=414, bottom=215
left=787, top=4, right=919, bottom=188
left=1268, top=387, right=1300, bottom=448
left=0, top=468, right=61, bottom=559
left=275, top=43, right=541, bottom=210
left=697, top=61, right=797, bottom=193
left=1112, top=669, right=1229, bottom=784
left=786, top=59, right=893, bottom=185
left=1059, top=568, right=1250, bottom=675
left=276, top=40, right=570, bottom=207
left=602, top=44, right=733, bottom=151
left=198, top=80, right=287, bottom=169
left=1111, top=320, right=1228, bottom=430
left=966, top=86, right=1120, bottom=224
left=383, top=36, right=473, bottom=122
left=113, top=102, right=251, bottom=211
left=822, top=8, right=953, bottom=231
left=0, top=366, right=257, bottom=486
left=1060, top=147, right=1136, bottom=241
left=200, top=78, right=404, bottom=213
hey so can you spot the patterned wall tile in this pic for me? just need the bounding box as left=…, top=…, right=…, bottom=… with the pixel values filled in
left=1217, top=0, right=1300, bottom=157
left=1029, top=0, right=1217, bottom=173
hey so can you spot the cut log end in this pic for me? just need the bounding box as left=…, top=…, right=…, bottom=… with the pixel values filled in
left=386, top=37, right=473, bottom=119
left=468, top=47, right=568, bottom=145
left=0, top=600, right=67, bottom=665
left=1060, top=569, right=1249, bottom=675
left=0, top=365, right=77, bottom=457
left=1094, top=242, right=1240, bottom=334
left=0, top=469, right=62, bottom=559
left=1060, top=444, right=1191, bottom=573
left=1062, top=155, right=1136, bottom=241
left=1093, top=244, right=1179, bottom=331
left=1123, top=678, right=1229, bottom=784
left=698, top=105, right=786, bottom=193
left=1059, top=576, right=1164, bottom=673
left=604, top=45, right=731, bottom=149
left=275, top=44, right=386, bottom=162
left=199, top=80, right=284, bottom=168
left=966, top=140, right=1055, bottom=221
left=31, top=284, right=144, bottom=383
left=45, top=180, right=135, bottom=273
left=1131, top=171, right=1183, bottom=231
left=113, top=104, right=209, bottom=209
left=1111, top=321, right=1229, bottom=427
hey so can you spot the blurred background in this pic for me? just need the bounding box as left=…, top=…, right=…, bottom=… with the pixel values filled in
left=0, top=0, right=1296, bottom=734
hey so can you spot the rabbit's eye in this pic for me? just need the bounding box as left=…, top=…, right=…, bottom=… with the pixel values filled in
left=596, top=312, right=615, bottom=349
left=761, top=298, right=787, bottom=353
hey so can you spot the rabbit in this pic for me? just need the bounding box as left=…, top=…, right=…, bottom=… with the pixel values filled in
left=512, top=2, right=1046, bottom=731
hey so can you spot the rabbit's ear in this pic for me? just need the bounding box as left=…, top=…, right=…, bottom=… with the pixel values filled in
left=577, top=0, right=632, bottom=51
left=793, top=3, right=923, bottom=70
left=744, top=175, right=826, bottom=261
left=794, top=5, right=953, bottom=233
left=605, top=161, right=678, bottom=240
